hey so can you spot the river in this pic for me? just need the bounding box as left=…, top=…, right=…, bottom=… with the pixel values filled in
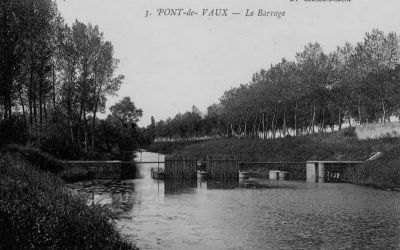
left=66, top=152, right=400, bottom=249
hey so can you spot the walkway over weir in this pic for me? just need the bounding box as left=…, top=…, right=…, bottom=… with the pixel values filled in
left=306, top=161, right=364, bottom=183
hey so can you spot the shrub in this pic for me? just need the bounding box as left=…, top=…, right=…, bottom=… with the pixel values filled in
left=348, top=147, right=400, bottom=189
left=1, top=144, right=64, bottom=174
left=0, top=153, right=137, bottom=249
left=0, top=116, right=28, bottom=146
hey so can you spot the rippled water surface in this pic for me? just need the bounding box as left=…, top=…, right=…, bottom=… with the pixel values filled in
left=66, top=152, right=400, bottom=249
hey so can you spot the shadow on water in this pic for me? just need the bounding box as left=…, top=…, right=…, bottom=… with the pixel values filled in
left=164, top=179, right=250, bottom=194
left=162, top=178, right=297, bottom=194
left=164, top=179, right=197, bottom=194
left=121, top=162, right=141, bottom=180
left=66, top=179, right=137, bottom=216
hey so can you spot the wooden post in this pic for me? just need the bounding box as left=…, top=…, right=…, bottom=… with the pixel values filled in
left=318, top=162, right=325, bottom=183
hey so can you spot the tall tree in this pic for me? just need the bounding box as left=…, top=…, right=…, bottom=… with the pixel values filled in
left=296, top=43, right=329, bottom=133
left=91, top=40, right=123, bottom=149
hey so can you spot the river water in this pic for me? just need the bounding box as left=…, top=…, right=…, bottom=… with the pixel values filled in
left=66, top=152, right=400, bottom=249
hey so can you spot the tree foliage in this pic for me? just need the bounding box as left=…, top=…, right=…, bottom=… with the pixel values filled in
left=153, top=29, right=400, bottom=141
left=0, top=0, right=144, bottom=159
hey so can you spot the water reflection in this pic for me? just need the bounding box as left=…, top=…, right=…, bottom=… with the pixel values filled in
left=66, top=152, right=400, bottom=250
left=164, top=179, right=197, bottom=195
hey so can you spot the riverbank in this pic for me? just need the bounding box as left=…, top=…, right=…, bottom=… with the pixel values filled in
left=151, top=129, right=398, bottom=161
left=0, top=148, right=138, bottom=249
left=150, top=128, right=400, bottom=189
left=345, top=147, right=400, bottom=190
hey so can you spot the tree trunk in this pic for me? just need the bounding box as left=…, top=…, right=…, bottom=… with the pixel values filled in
left=253, top=114, right=258, bottom=138
left=44, top=100, right=47, bottom=124
left=33, top=97, right=37, bottom=124
left=39, top=78, right=43, bottom=125
left=29, top=62, right=34, bottom=125
left=322, top=106, right=325, bottom=133
left=257, top=114, right=262, bottom=139
left=83, top=107, right=88, bottom=151
left=312, top=100, right=316, bottom=134
left=52, top=61, right=56, bottom=110
left=18, top=85, right=26, bottom=123
left=382, top=98, right=386, bottom=123
left=244, top=120, right=247, bottom=138
left=91, top=106, right=97, bottom=149
left=283, top=107, right=287, bottom=136
left=272, top=112, right=276, bottom=139
left=29, top=96, right=33, bottom=125
left=67, top=93, right=74, bottom=143
left=262, top=113, right=265, bottom=139
left=358, top=96, right=362, bottom=125
left=294, top=101, right=298, bottom=136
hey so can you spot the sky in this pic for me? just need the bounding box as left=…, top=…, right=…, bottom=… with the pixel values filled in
left=56, top=0, right=400, bottom=127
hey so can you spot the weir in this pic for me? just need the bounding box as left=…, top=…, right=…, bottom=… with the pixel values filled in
left=62, top=157, right=366, bottom=184
left=164, top=155, right=239, bottom=179
left=62, top=161, right=137, bottom=180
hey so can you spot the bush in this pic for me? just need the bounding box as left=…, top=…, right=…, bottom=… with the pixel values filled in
left=0, top=153, right=137, bottom=249
left=346, top=147, right=400, bottom=189
left=0, top=116, right=28, bottom=146
left=1, top=144, right=64, bottom=174
left=341, top=127, right=357, bottom=137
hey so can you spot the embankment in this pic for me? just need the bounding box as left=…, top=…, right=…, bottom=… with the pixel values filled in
left=0, top=146, right=137, bottom=249
left=356, top=122, right=400, bottom=140
left=156, top=129, right=398, bottom=162
left=345, top=147, right=400, bottom=190
left=150, top=129, right=400, bottom=189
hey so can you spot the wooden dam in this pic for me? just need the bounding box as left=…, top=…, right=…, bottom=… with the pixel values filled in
left=63, top=153, right=381, bottom=183
left=164, top=155, right=239, bottom=179
left=163, top=156, right=367, bottom=183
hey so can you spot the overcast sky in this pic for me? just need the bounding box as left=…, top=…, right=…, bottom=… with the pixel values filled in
left=56, top=0, right=400, bottom=126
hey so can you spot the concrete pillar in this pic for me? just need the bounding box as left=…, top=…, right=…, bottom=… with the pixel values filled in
left=279, top=171, right=289, bottom=181
left=317, top=162, right=325, bottom=183
left=269, top=170, right=279, bottom=180
left=306, top=162, right=316, bottom=182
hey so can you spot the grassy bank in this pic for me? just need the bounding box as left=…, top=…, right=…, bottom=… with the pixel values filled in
left=161, top=129, right=400, bottom=162
left=345, top=147, right=400, bottom=190
left=151, top=128, right=400, bottom=188
left=147, top=140, right=205, bottom=155
left=1, top=144, right=104, bottom=183
left=0, top=152, right=137, bottom=249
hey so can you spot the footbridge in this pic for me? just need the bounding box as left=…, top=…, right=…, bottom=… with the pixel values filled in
left=306, top=161, right=363, bottom=183
left=306, top=152, right=382, bottom=183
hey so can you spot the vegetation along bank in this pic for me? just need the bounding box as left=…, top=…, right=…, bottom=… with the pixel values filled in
left=0, top=146, right=138, bottom=249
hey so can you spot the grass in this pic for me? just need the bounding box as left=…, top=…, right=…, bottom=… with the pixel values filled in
left=345, top=146, right=400, bottom=190
left=0, top=152, right=137, bottom=249
left=1, top=144, right=64, bottom=174
left=0, top=144, right=100, bottom=183
left=147, top=140, right=204, bottom=155
left=162, top=129, right=400, bottom=162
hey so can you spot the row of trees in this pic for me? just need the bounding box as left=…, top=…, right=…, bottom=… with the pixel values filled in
left=0, top=0, right=145, bottom=159
left=153, top=29, right=400, bottom=140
